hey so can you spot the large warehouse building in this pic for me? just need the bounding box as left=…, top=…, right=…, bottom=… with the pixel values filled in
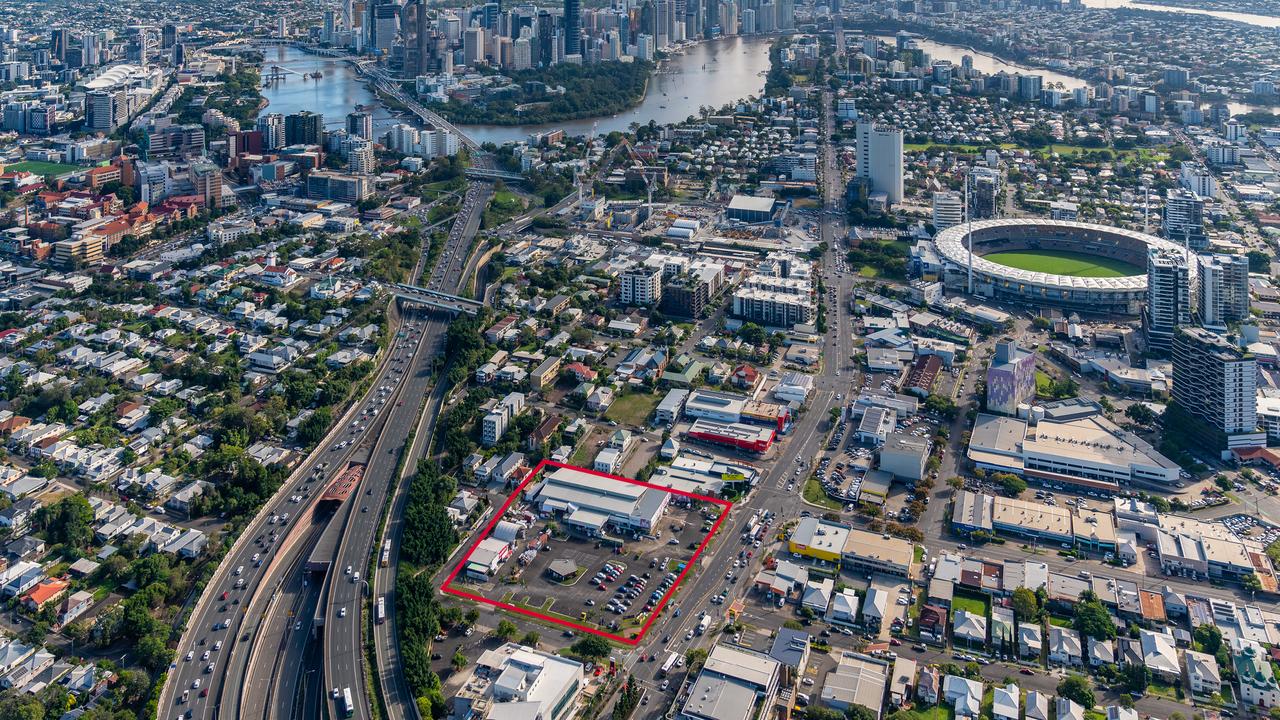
left=528, top=466, right=669, bottom=537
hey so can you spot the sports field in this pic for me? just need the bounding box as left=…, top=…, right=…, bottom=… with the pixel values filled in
left=982, top=250, right=1141, bottom=277
left=2, top=161, right=87, bottom=176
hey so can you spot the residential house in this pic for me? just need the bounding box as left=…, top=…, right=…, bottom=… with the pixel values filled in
left=1232, top=637, right=1280, bottom=708
left=1025, top=691, right=1050, bottom=720
left=942, top=674, right=983, bottom=720
left=1048, top=627, right=1083, bottom=667
left=1139, top=629, right=1180, bottom=682
left=1018, top=624, right=1043, bottom=659
left=1088, top=638, right=1114, bottom=667
left=57, top=590, right=94, bottom=627
left=916, top=666, right=939, bottom=705
left=991, top=684, right=1019, bottom=720
left=1185, top=649, right=1221, bottom=697
left=21, top=576, right=68, bottom=612
left=951, top=609, right=987, bottom=647
left=918, top=604, right=947, bottom=643
left=1055, top=698, right=1085, bottom=720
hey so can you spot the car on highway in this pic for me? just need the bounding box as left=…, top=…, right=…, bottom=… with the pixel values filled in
left=338, top=607, right=347, bottom=617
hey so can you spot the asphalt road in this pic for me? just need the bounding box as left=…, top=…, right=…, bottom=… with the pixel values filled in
left=158, top=299, right=418, bottom=718
left=323, top=180, right=494, bottom=720
left=600, top=94, right=859, bottom=717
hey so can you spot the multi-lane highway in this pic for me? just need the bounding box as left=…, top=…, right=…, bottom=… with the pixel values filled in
left=323, top=180, right=494, bottom=720
left=158, top=299, right=418, bottom=717
left=159, top=175, right=488, bottom=720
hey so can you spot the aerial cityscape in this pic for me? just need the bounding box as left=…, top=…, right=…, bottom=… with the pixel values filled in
left=6, top=0, right=1280, bottom=719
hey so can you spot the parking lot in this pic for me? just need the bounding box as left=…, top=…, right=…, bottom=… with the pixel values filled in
left=456, top=502, right=715, bottom=638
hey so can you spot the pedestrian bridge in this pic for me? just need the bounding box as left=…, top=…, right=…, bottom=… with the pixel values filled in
left=390, top=284, right=483, bottom=315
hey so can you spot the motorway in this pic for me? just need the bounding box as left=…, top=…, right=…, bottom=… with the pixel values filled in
left=322, top=179, right=495, bottom=720
left=157, top=296, right=420, bottom=718
left=158, top=181, right=484, bottom=720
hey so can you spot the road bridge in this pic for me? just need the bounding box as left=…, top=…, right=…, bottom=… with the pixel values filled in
left=465, top=167, right=526, bottom=183
left=389, top=283, right=484, bottom=315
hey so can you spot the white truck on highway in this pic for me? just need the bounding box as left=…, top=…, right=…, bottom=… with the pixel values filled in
left=695, top=614, right=711, bottom=636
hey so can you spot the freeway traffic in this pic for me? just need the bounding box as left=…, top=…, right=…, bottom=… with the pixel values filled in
left=157, top=300, right=421, bottom=718
left=323, top=180, right=494, bottom=720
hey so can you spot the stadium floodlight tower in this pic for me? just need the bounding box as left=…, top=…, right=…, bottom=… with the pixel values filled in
left=965, top=169, right=974, bottom=294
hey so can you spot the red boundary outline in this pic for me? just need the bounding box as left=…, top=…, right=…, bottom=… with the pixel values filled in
left=441, top=459, right=733, bottom=646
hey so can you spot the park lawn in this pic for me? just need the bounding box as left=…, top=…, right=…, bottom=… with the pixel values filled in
left=950, top=590, right=990, bottom=618
left=1035, top=370, right=1054, bottom=396
left=3, top=160, right=87, bottom=176
left=604, top=393, right=661, bottom=427
left=803, top=477, right=841, bottom=511
left=983, top=249, right=1141, bottom=277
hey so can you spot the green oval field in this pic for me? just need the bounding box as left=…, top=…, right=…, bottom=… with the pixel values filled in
left=981, top=250, right=1142, bottom=277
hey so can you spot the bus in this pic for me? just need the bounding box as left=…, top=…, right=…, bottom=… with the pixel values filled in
left=380, top=539, right=392, bottom=567
left=375, top=596, right=386, bottom=625
left=341, top=687, right=354, bottom=718
left=659, top=653, right=678, bottom=676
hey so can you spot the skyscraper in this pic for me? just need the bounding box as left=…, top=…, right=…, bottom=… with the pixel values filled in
left=536, top=10, right=554, bottom=65
left=1164, top=187, right=1208, bottom=251
left=284, top=111, right=324, bottom=146
left=346, top=111, right=374, bottom=140
left=402, top=0, right=435, bottom=77
left=464, top=26, right=486, bottom=65
left=51, top=29, right=67, bottom=62
left=564, top=0, right=582, bottom=56
left=162, top=23, right=178, bottom=50
left=86, top=90, right=125, bottom=132
left=1197, top=253, right=1251, bottom=329
left=855, top=121, right=904, bottom=205
left=256, top=113, right=285, bottom=150
left=1145, top=247, right=1194, bottom=355
left=985, top=340, right=1036, bottom=417
left=1172, top=326, right=1262, bottom=448
left=931, top=191, right=963, bottom=231
left=968, top=166, right=1000, bottom=220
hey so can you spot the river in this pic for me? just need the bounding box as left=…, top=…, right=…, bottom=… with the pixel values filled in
left=461, top=36, right=776, bottom=145
left=259, top=4, right=1280, bottom=147
left=259, top=38, right=774, bottom=146
left=259, top=46, right=401, bottom=134
left=1078, top=0, right=1280, bottom=28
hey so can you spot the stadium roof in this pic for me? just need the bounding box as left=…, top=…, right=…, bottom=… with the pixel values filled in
left=934, top=219, right=1185, bottom=291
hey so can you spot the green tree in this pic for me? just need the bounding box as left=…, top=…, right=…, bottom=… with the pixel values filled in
left=1244, top=573, right=1264, bottom=593
left=136, top=632, right=172, bottom=672
left=1057, top=674, right=1095, bottom=709
left=1011, top=587, right=1039, bottom=622
left=520, top=631, right=540, bottom=647
left=844, top=706, right=877, bottom=720
left=36, top=494, right=95, bottom=548
left=571, top=635, right=612, bottom=659
left=1072, top=592, right=1116, bottom=641
left=1119, top=663, right=1151, bottom=695
left=494, top=619, right=519, bottom=641
left=997, top=473, right=1027, bottom=496
left=451, top=650, right=468, bottom=671
left=1124, top=403, right=1157, bottom=426
left=1193, top=623, right=1223, bottom=654
left=685, top=647, right=709, bottom=672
